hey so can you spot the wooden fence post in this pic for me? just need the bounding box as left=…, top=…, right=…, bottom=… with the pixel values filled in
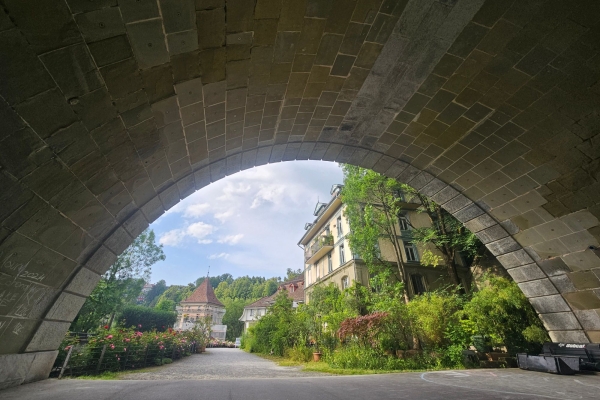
left=58, top=345, right=75, bottom=379
left=96, top=344, right=107, bottom=374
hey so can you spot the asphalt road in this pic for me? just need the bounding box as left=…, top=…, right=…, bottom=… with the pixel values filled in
left=2, top=349, right=599, bottom=399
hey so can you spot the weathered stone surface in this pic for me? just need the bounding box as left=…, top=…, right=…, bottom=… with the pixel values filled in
left=3, top=0, right=600, bottom=383
left=25, top=321, right=71, bottom=352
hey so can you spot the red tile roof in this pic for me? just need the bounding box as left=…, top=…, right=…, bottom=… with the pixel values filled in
left=245, top=276, right=305, bottom=308
left=181, top=279, right=224, bottom=307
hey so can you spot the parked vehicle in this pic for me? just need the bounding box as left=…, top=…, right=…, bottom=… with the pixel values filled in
left=235, top=338, right=241, bottom=348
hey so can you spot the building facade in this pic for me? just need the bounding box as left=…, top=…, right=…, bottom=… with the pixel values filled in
left=174, top=279, right=227, bottom=340
left=239, top=276, right=304, bottom=332
left=298, top=185, right=472, bottom=302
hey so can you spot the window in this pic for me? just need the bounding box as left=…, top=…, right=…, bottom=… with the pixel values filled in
left=404, top=242, right=418, bottom=262
left=337, top=216, right=343, bottom=237
left=410, top=274, right=426, bottom=295
left=316, top=263, right=320, bottom=279
left=398, top=214, right=410, bottom=231
left=341, top=276, right=349, bottom=289
left=339, top=244, right=345, bottom=265
left=250, top=309, right=254, bottom=316
left=327, top=253, right=332, bottom=273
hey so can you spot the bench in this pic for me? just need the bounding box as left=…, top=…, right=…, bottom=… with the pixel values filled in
left=517, top=343, right=600, bottom=375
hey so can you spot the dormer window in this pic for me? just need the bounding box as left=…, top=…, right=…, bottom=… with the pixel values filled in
left=313, top=202, right=327, bottom=216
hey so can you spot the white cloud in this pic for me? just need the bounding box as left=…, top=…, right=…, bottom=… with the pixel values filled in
left=158, top=222, right=215, bottom=246
left=250, top=184, right=286, bottom=209
left=217, top=234, right=244, bottom=245
left=187, top=222, right=215, bottom=242
left=159, top=229, right=187, bottom=246
left=184, top=203, right=210, bottom=218
left=208, top=253, right=230, bottom=259
left=214, top=210, right=234, bottom=222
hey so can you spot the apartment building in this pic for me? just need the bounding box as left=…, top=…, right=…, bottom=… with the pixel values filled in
left=298, top=184, right=471, bottom=302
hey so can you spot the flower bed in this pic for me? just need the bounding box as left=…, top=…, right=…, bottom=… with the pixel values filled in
left=52, top=325, right=206, bottom=378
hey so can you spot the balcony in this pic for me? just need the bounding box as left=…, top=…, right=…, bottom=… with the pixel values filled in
left=305, top=234, right=334, bottom=264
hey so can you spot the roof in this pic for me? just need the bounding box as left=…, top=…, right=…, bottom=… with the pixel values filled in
left=244, top=276, right=305, bottom=309
left=181, top=279, right=224, bottom=307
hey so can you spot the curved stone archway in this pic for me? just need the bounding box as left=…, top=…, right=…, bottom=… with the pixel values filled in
left=1, top=0, right=600, bottom=387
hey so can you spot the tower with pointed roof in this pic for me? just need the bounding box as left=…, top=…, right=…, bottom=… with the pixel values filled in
left=174, top=278, right=227, bottom=340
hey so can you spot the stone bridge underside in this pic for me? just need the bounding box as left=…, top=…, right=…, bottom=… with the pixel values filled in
left=1, top=0, right=600, bottom=388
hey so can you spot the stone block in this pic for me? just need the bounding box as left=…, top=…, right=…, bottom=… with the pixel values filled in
left=518, top=278, right=558, bottom=298
left=65, top=267, right=102, bottom=297
left=141, top=196, right=165, bottom=224
left=175, top=78, right=204, bottom=107
left=539, top=312, right=582, bottom=331
left=119, top=0, right=160, bottom=23
left=497, top=249, right=534, bottom=269
left=85, top=245, right=117, bottom=275
left=548, top=330, right=590, bottom=343
left=574, top=310, right=600, bottom=331
left=507, top=263, right=546, bottom=283
left=126, top=19, right=170, bottom=69
left=40, top=44, right=102, bottom=99
left=45, top=292, right=87, bottom=322
left=568, top=271, right=600, bottom=290
left=167, top=30, right=199, bottom=56
left=562, top=250, right=600, bottom=272
left=564, top=290, right=600, bottom=310
left=197, top=8, right=225, bottom=49
left=537, top=258, right=571, bottom=276
left=486, top=236, right=521, bottom=256
left=160, top=0, right=196, bottom=33
left=159, top=184, right=181, bottom=211
left=100, top=58, right=144, bottom=99
left=453, top=204, right=485, bottom=223
left=475, top=224, right=509, bottom=244
left=0, top=352, right=35, bottom=389
left=15, top=88, right=77, bottom=139
left=76, top=7, right=125, bottom=42
left=25, top=321, right=71, bottom=352
left=465, top=214, right=497, bottom=233
left=0, top=29, right=55, bottom=105
left=104, top=227, right=133, bottom=255
left=152, top=96, right=181, bottom=128
left=529, top=294, right=571, bottom=314
left=420, top=179, right=447, bottom=198
left=24, top=350, right=59, bottom=384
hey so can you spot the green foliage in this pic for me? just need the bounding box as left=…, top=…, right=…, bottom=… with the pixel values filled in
left=460, top=275, right=549, bottom=354
left=285, top=268, right=303, bottom=280
left=143, top=280, right=167, bottom=307
left=222, top=298, right=246, bottom=341
left=119, top=305, right=176, bottom=331
left=71, top=230, right=165, bottom=332
left=155, top=298, right=175, bottom=312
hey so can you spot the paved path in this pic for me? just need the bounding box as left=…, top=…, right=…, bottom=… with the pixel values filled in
left=2, top=349, right=600, bottom=399
left=118, top=348, right=326, bottom=380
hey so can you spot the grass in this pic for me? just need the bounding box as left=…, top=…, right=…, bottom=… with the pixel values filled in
left=251, top=352, right=408, bottom=375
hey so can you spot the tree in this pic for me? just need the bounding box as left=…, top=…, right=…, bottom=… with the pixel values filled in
left=402, top=187, right=481, bottom=285
left=222, top=298, right=246, bottom=341
left=144, top=279, right=167, bottom=306
left=155, top=298, right=175, bottom=312
left=285, top=268, right=302, bottom=280
left=341, top=165, right=412, bottom=304
left=70, top=229, right=166, bottom=331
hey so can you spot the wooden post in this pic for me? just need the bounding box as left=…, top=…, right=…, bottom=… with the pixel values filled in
left=58, top=345, right=75, bottom=379
left=96, top=344, right=107, bottom=374
left=143, top=345, right=149, bottom=368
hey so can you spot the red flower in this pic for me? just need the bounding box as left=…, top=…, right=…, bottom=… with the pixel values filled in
left=104, top=325, right=109, bottom=329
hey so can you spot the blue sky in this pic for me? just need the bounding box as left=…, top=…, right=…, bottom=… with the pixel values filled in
left=149, top=161, right=344, bottom=285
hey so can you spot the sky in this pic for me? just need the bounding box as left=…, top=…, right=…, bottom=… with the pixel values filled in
left=148, top=161, right=344, bottom=286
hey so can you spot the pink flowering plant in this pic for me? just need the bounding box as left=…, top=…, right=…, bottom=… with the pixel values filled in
left=56, top=324, right=200, bottom=376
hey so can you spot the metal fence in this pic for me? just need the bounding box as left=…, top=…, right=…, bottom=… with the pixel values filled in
left=51, top=337, right=198, bottom=378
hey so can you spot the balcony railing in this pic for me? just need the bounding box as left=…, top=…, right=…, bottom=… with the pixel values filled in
left=304, top=234, right=334, bottom=263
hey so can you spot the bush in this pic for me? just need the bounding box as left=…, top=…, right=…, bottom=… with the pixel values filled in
left=119, top=305, right=176, bottom=331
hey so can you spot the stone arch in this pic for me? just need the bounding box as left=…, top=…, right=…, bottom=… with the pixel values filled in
left=1, top=0, right=600, bottom=387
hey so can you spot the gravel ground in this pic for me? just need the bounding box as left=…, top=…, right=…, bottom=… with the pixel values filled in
left=118, top=348, right=327, bottom=380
